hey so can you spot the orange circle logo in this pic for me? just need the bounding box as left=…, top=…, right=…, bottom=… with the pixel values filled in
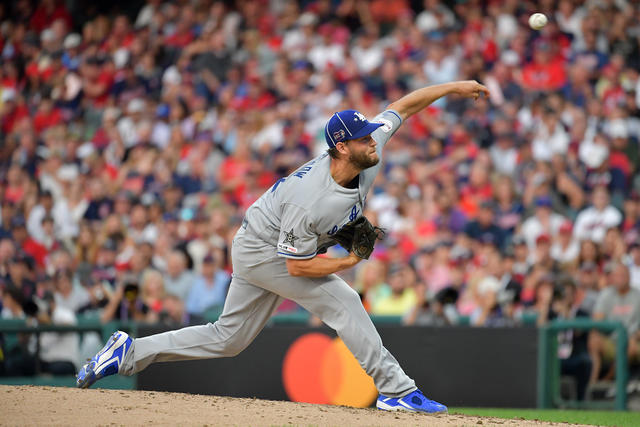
left=282, top=333, right=378, bottom=408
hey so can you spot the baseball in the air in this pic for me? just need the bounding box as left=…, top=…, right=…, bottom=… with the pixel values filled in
left=529, top=13, right=548, bottom=30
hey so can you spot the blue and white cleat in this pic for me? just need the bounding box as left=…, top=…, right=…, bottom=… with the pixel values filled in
left=376, top=389, right=448, bottom=414
left=76, top=330, right=132, bottom=389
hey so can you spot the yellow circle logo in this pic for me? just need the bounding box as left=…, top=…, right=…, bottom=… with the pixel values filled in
left=282, top=333, right=378, bottom=407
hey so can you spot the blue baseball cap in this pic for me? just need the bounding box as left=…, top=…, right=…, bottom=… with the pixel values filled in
left=324, top=110, right=383, bottom=148
left=535, top=196, right=553, bottom=208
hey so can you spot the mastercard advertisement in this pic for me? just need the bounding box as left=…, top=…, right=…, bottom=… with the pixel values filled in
left=282, top=332, right=378, bottom=408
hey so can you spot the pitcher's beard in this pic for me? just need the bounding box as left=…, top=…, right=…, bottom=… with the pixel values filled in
left=349, top=150, right=379, bottom=169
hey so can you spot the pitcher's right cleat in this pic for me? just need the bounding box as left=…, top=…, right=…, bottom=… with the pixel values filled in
left=76, top=330, right=132, bottom=389
left=376, top=389, right=448, bottom=413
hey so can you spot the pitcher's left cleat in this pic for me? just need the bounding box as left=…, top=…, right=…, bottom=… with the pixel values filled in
left=377, top=389, right=448, bottom=413
left=76, top=330, right=132, bottom=389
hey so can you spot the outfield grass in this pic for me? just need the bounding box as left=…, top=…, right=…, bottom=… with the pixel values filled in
left=452, top=408, right=640, bottom=426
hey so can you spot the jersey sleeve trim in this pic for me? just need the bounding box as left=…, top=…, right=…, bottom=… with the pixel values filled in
left=386, top=109, right=402, bottom=123
left=277, top=251, right=316, bottom=259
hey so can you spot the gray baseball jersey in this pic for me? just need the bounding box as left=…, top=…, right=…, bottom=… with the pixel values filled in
left=245, top=109, right=402, bottom=258
left=118, top=108, right=417, bottom=399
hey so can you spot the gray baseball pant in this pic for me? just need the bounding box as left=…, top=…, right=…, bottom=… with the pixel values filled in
left=119, top=226, right=417, bottom=398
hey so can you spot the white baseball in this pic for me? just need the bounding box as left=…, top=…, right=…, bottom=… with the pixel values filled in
left=529, top=13, right=548, bottom=30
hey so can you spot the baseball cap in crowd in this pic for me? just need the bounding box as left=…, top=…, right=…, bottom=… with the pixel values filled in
left=57, top=164, right=79, bottom=182
left=180, top=208, right=195, bottom=221
left=607, top=119, right=628, bottom=139
left=477, top=276, right=501, bottom=294
left=449, top=245, right=472, bottom=262
left=500, top=50, right=520, bottom=66
left=76, top=142, right=95, bottom=159
left=127, top=98, right=145, bottom=114
left=162, top=212, right=178, bottom=222
left=63, top=33, right=82, bottom=50
left=559, top=220, right=573, bottom=234
left=297, top=12, right=317, bottom=27
left=40, top=29, right=55, bottom=44
left=324, top=110, right=383, bottom=148
left=535, top=196, right=553, bottom=208
left=512, top=234, right=527, bottom=246
left=156, top=104, right=170, bottom=119
left=536, top=233, right=551, bottom=245
left=113, top=48, right=130, bottom=69
left=10, top=215, right=26, bottom=228
left=140, top=192, right=158, bottom=206
left=1, top=88, right=16, bottom=103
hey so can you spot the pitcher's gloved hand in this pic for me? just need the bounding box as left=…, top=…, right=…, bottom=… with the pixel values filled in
left=331, top=216, right=385, bottom=259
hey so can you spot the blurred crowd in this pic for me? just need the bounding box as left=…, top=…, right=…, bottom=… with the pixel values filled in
left=1, top=0, right=640, bottom=390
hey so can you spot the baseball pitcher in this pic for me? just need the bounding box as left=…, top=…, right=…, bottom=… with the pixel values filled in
left=77, top=80, right=489, bottom=413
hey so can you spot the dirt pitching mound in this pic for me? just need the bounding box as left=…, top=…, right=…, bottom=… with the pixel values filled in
left=1, top=385, right=582, bottom=426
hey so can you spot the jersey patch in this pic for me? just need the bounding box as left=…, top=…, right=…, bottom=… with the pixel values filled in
left=282, top=229, right=298, bottom=247
left=278, top=243, right=298, bottom=254
left=374, top=118, right=393, bottom=133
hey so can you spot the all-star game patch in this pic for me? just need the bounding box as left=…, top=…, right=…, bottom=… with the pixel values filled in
left=279, top=229, right=299, bottom=253
left=283, top=229, right=298, bottom=247
left=278, top=243, right=298, bottom=253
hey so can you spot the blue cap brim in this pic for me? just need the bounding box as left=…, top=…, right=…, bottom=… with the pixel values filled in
left=348, top=122, right=383, bottom=140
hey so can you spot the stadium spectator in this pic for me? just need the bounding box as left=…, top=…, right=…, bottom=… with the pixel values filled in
left=574, top=261, right=600, bottom=318
left=626, top=241, right=640, bottom=291
left=1, top=285, right=25, bottom=320
left=100, top=279, right=151, bottom=324
left=6, top=254, right=35, bottom=302
left=404, top=287, right=457, bottom=327
left=353, top=259, right=388, bottom=313
left=520, top=196, right=568, bottom=252
left=0, top=286, right=36, bottom=376
left=588, top=262, right=640, bottom=384
left=53, top=269, right=89, bottom=314
left=538, top=275, right=592, bottom=400
left=470, top=250, right=518, bottom=327
left=26, top=190, right=54, bottom=244
left=464, top=200, right=505, bottom=252
left=37, top=291, right=79, bottom=375
left=573, top=186, right=622, bottom=244
left=492, top=174, right=523, bottom=239
left=140, top=269, right=165, bottom=315
left=159, top=294, right=204, bottom=328
left=185, top=253, right=230, bottom=315
left=371, top=264, right=418, bottom=317
left=550, top=220, right=580, bottom=269
left=531, top=106, right=570, bottom=162
left=163, top=250, right=194, bottom=301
